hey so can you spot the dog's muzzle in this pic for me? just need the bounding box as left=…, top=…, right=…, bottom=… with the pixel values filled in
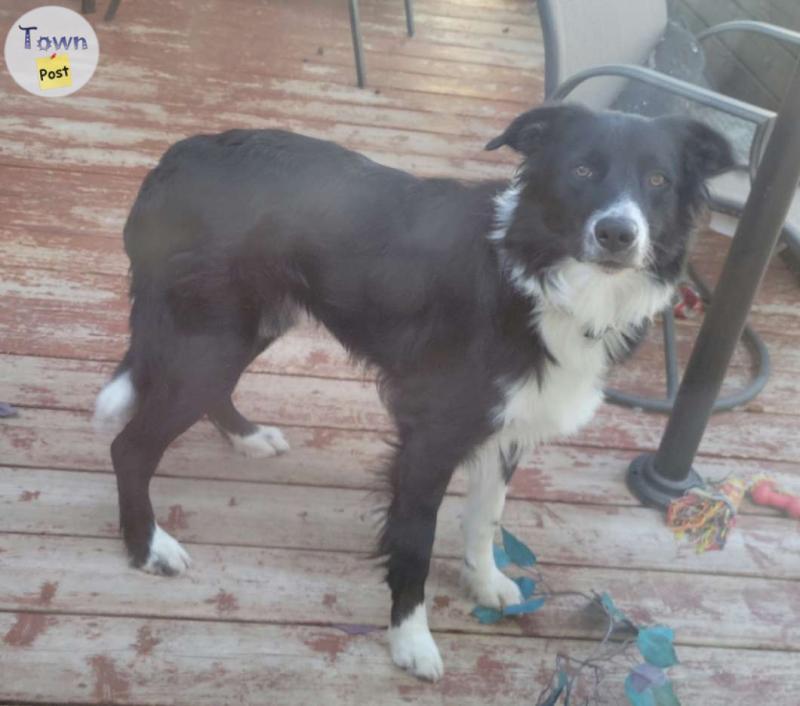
left=592, top=216, right=639, bottom=267
left=584, top=199, right=650, bottom=269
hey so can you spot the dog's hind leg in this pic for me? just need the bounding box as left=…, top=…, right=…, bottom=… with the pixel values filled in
left=209, top=394, right=290, bottom=458
left=111, top=337, right=251, bottom=575
left=208, top=302, right=297, bottom=458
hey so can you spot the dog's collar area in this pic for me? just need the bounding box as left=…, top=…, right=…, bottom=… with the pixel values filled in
left=582, top=324, right=632, bottom=345
left=583, top=326, right=611, bottom=342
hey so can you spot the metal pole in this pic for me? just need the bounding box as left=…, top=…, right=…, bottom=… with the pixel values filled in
left=627, top=59, right=800, bottom=508
left=348, top=0, right=366, bottom=88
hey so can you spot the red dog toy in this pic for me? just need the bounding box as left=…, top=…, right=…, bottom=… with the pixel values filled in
left=673, top=284, right=704, bottom=319
left=750, top=479, right=800, bottom=519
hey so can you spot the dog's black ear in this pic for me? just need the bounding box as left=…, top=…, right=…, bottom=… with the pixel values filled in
left=660, top=116, right=736, bottom=177
left=485, top=103, right=589, bottom=153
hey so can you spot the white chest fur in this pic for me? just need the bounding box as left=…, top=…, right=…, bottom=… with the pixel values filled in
left=495, top=259, right=674, bottom=451
left=496, top=308, right=607, bottom=448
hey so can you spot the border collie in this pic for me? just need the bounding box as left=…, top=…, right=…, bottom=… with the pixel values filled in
left=94, top=104, right=733, bottom=681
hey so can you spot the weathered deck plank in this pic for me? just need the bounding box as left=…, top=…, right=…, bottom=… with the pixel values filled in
left=0, top=87, right=523, bottom=154
left=1, top=0, right=542, bottom=68
left=3, top=354, right=799, bottom=463
left=1, top=612, right=797, bottom=705
left=0, top=113, right=514, bottom=182
left=1, top=534, right=798, bottom=650
left=3, top=467, right=798, bottom=579
left=2, top=0, right=541, bottom=199
left=0, top=75, right=527, bottom=158
left=2, top=408, right=799, bottom=511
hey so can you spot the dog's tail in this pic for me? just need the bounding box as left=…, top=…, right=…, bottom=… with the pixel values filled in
left=93, top=250, right=178, bottom=434
left=92, top=349, right=137, bottom=433
left=92, top=271, right=155, bottom=433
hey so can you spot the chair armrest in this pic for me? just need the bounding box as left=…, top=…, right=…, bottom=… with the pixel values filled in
left=697, top=20, right=800, bottom=49
left=550, top=63, right=774, bottom=125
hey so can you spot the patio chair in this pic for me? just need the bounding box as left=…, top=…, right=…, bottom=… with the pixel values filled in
left=537, top=0, right=800, bottom=413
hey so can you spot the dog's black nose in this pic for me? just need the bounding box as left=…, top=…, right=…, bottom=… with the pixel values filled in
left=594, top=217, right=637, bottom=254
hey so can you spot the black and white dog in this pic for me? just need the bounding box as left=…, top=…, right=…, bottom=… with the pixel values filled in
left=94, top=104, right=733, bottom=680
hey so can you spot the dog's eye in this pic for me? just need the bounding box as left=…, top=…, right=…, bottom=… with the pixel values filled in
left=648, top=172, right=667, bottom=187
left=573, top=165, right=593, bottom=178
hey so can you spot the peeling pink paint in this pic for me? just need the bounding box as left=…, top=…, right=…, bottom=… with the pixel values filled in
left=3, top=612, right=53, bottom=647
left=19, top=581, right=58, bottom=607
left=433, top=595, right=451, bottom=610
left=303, top=632, right=348, bottom=662
left=308, top=428, right=337, bottom=449
left=89, top=655, right=131, bottom=702
left=133, top=625, right=161, bottom=656
left=205, top=589, right=239, bottom=614
left=161, top=504, right=191, bottom=532
left=306, top=349, right=331, bottom=366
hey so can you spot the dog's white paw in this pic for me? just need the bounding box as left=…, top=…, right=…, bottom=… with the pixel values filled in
left=462, top=564, right=522, bottom=609
left=141, top=525, right=191, bottom=576
left=229, top=425, right=290, bottom=458
left=389, top=605, right=444, bottom=682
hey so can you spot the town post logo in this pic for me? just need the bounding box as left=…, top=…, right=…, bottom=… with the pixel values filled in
left=4, top=6, right=99, bottom=98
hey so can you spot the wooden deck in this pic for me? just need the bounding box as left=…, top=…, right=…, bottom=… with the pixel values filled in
left=1, top=1, right=799, bottom=703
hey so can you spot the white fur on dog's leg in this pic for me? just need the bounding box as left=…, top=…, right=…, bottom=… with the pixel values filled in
left=462, top=563, right=523, bottom=609
left=141, top=524, right=191, bottom=576
left=389, top=604, right=444, bottom=682
left=229, top=425, right=290, bottom=458
left=93, top=370, right=136, bottom=433
left=461, top=440, right=523, bottom=609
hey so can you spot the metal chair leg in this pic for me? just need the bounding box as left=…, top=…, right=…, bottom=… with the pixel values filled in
left=783, top=222, right=800, bottom=264
left=603, top=268, right=771, bottom=414
left=404, top=0, right=415, bottom=37
left=348, top=0, right=366, bottom=88
left=104, top=0, right=122, bottom=21
left=662, top=307, right=679, bottom=401
left=81, top=0, right=96, bottom=14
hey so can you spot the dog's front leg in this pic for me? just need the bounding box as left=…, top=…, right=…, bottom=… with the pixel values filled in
left=379, top=431, right=467, bottom=682
left=461, top=439, right=524, bottom=608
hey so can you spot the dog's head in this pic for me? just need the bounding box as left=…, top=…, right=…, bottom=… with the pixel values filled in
left=486, top=104, right=734, bottom=286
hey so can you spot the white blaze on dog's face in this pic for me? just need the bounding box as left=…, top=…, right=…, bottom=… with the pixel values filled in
left=486, top=104, right=735, bottom=285
left=582, top=194, right=650, bottom=270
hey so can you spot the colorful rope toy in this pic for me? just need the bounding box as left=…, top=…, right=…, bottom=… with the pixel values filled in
left=666, top=476, right=799, bottom=553
left=666, top=478, right=746, bottom=553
